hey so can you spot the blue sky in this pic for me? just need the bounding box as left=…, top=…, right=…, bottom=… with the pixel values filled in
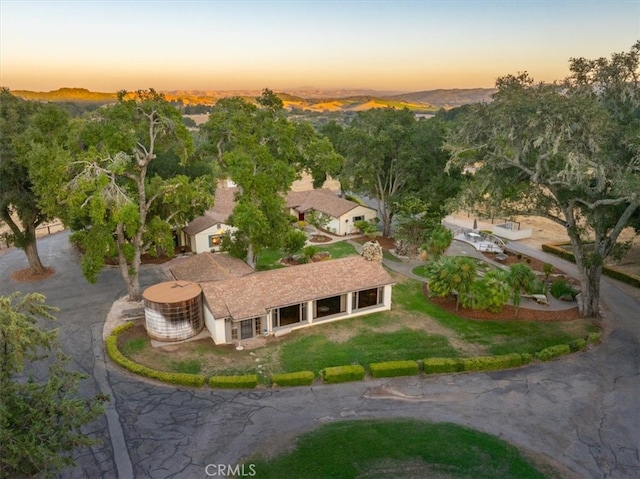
left=1, top=0, right=638, bottom=92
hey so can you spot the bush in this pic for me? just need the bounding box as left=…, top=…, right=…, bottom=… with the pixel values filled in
left=587, top=332, right=601, bottom=344
left=422, top=358, right=463, bottom=374
left=568, top=338, right=587, bottom=352
left=536, top=344, right=571, bottom=361
left=458, top=353, right=524, bottom=372
left=106, top=333, right=205, bottom=387
left=369, top=360, right=419, bottom=378
left=550, top=279, right=577, bottom=300
left=303, top=245, right=320, bottom=258
left=209, top=374, right=258, bottom=389
left=271, top=371, right=315, bottom=387
left=320, top=365, right=365, bottom=384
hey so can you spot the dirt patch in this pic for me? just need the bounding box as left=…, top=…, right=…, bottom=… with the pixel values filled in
left=352, top=236, right=396, bottom=250
left=10, top=267, right=55, bottom=282
left=308, top=234, right=332, bottom=243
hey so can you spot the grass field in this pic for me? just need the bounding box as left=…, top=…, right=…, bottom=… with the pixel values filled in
left=246, top=419, right=552, bottom=479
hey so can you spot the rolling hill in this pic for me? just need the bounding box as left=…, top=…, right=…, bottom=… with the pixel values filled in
left=8, top=87, right=494, bottom=111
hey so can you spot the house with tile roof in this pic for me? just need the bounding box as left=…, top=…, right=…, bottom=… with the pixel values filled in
left=286, top=189, right=378, bottom=236
left=181, top=181, right=238, bottom=253
left=159, top=252, right=394, bottom=345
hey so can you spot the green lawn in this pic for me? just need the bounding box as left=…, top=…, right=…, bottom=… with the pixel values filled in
left=121, top=275, right=594, bottom=378
left=394, top=280, right=597, bottom=355
left=256, top=241, right=359, bottom=270
left=247, top=419, right=551, bottom=479
left=279, top=328, right=458, bottom=373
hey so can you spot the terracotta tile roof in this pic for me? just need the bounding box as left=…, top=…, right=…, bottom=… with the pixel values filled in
left=286, top=189, right=373, bottom=218
left=169, top=253, right=254, bottom=283
left=200, top=256, right=394, bottom=321
left=183, top=185, right=239, bottom=235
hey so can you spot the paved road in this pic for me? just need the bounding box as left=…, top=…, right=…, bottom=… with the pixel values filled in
left=1, top=232, right=638, bottom=478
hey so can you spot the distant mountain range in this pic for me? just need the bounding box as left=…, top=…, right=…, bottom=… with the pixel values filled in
left=9, top=87, right=495, bottom=111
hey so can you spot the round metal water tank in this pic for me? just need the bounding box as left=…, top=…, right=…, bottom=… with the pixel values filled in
left=142, top=281, right=204, bottom=342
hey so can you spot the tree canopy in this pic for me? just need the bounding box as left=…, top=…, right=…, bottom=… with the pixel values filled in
left=61, top=89, right=214, bottom=301
left=0, top=90, right=70, bottom=275
left=202, top=89, right=343, bottom=265
left=325, top=108, right=461, bottom=237
left=445, top=43, right=640, bottom=317
left=0, top=292, right=108, bottom=477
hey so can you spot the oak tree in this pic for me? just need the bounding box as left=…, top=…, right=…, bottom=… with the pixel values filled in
left=445, top=44, right=640, bottom=317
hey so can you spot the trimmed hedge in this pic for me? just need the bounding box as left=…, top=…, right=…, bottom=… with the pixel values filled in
left=542, top=243, right=640, bottom=288
left=209, top=374, right=258, bottom=389
left=422, top=358, right=463, bottom=374
left=568, top=338, right=587, bottom=352
left=369, top=360, right=419, bottom=378
left=320, top=365, right=365, bottom=384
left=536, top=344, right=571, bottom=361
left=271, top=371, right=315, bottom=387
left=458, top=353, right=525, bottom=372
left=106, top=333, right=206, bottom=387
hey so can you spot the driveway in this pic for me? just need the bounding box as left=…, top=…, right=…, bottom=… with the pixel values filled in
left=1, top=232, right=638, bottom=478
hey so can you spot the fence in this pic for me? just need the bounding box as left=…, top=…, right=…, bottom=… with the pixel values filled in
left=0, top=222, right=65, bottom=250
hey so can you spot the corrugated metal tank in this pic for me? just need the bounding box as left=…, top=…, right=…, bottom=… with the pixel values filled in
left=142, top=281, right=204, bottom=342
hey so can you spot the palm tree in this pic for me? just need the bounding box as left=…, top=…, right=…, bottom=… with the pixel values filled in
left=424, top=226, right=454, bottom=261
left=425, top=255, right=477, bottom=310
left=505, top=263, right=537, bottom=318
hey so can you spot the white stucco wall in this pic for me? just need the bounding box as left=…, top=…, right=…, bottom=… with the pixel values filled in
left=337, top=205, right=378, bottom=235
left=203, top=301, right=228, bottom=345
left=191, top=224, right=234, bottom=254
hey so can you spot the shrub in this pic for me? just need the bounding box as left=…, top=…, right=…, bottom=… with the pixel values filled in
left=111, top=322, right=135, bottom=335
left=568, top=338, right=587, bottom=352
left=587, top=332, right=601, bottom=344
left=369, top=360, right=419, bottom=378
left=520, top=353, right=533, bottom=364
left=106, top=334, right=205, bottom=387
left=271, top=371, right=315, bottom=387
left=303, top=245, right=320, bottom=258
left=422, top=358, right=463, bottom=374
left=458, top=353, right=524, bottom=372
left=209, top=374, right=258, bottom=389
left=536, top=344, right=571, bottom=361
left=320, top=365, right=365, bottom=384
left=550, top=279, right=577, bottom=300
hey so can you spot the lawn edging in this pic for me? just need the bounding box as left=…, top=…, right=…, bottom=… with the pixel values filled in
left=106, top=322, right=206, bottom=387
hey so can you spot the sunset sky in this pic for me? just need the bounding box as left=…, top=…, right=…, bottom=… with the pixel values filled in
left=1, top=0, right=638, bottom=93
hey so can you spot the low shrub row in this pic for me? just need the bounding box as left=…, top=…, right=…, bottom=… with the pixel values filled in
left=106, top=328, right=206, bottom=387
left=423, top=353, right=531, bottom=374
left=542, top=243, right=640, bottom=288
left=320, top=365, right=366, bottom=384
left=108, top=324, right=601, bottom=389
left=271, top=371, right=315, bottom=387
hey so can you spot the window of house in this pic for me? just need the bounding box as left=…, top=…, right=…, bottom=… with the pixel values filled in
left=272, top=304, right=306, bottom=328
left=352, top=215, right=365, bottom=223
left=352, top=287, right=384, bottom=310
left=209, top=235, right=221, bottom=248
left=232, top=317, right=263, bottom=341
left=314, top=295, right=346, bottom=319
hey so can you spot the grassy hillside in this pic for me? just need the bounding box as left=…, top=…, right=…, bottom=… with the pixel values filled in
left=11, top=87, right=117, bottom=104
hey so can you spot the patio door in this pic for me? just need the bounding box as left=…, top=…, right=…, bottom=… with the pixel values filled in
left=240, top=319, right=253, bottom=340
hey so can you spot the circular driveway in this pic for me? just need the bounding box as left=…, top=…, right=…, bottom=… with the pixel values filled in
left=1, top=232, right=638, bottom=478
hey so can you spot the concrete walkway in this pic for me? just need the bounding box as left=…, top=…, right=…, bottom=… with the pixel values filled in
left=1, top=231, right=638, bottom=478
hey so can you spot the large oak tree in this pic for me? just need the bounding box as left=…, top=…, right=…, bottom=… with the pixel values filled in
left=0, top=90, right=70, bottom=275
left=445, top=44, right=640, bottom=318
left=63, top=90, right=214, bottom=301
left=202, top=89, right=342, bottom=266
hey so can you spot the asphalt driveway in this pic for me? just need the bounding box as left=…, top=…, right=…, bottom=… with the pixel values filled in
left=1, top=231, right=638, bottom=478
